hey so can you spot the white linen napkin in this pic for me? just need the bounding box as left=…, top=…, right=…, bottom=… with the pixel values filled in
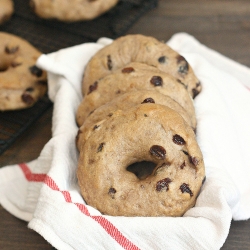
left=1, top=32, right=250, bottom=250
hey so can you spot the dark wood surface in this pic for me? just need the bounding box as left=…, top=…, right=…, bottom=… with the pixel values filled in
left=1, top=0, right=250, bottom=249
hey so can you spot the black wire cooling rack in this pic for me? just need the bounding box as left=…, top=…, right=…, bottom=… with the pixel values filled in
left=1, top=0, right=158, bottom=53
left=0, top=0, right=158, bottom=155
left=0, top=96, right=52, bottom=155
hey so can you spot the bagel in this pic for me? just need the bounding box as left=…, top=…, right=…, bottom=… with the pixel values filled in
left=82, top=34, right=201, bottom=98
left=0, top=32, right=47, bottom=111
left=0, top=0, right=14, bottom=25
left=76, top=90, right=195, bottom=150
left=77, top=104, right=205, bottom=217
left=30, top=0, right=119, bottom=22
left=77, top=62, right=196, bottom=129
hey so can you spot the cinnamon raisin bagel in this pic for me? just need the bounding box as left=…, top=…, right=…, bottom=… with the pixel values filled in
left=30, top=0, right=119, bottom=22
left=0, top=0, right=14, bottom=25
left=77, top=103, right=205, bottom=217
left=77, top=62, right=196, bottom=129
left=82, top=34, right=201, bottom=98
left=0, top=32, right=47, bottom=111
left=76, top=90, right=195, bottom=150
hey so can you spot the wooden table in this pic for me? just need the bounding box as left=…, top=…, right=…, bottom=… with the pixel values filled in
left=1, top=0, right=250, bottom=249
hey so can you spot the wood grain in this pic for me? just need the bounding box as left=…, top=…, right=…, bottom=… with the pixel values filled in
left=128, top=0, right=250, bottom=67
left=1, top=0, right=250, bottom=249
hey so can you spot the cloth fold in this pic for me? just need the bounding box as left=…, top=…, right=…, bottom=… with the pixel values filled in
left=1, top=33, right=250, bottom=250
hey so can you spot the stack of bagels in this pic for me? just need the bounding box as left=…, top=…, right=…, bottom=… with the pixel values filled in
left=76, top=34, right=205, bottom=217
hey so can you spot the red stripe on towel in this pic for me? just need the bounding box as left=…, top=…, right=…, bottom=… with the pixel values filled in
left=44, top=175, right=60, bottom=191
left=92, top=215, right=138, bottom=250
left=19, top=163, right=140, bottom=250
left=245, top=85, right=250, bottom=92
left=19, top=163, right=46, bottom=182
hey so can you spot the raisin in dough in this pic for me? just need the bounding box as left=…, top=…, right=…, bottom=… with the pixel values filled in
left=77, top=104, right=205, bottom=217
left=30, top=0, right=119, bottom=22
left=77, top=62, right=196, bottom=129
left=76, top=90, right=195, bottom=149
left=0, top=32, right=47, bottom=111
left=0, top=0, right=14, bottom=25
left=82, top=34, right=201, bottom=98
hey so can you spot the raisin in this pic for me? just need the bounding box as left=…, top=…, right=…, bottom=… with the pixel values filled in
left=141, top=97, right=155, bottom=104
left=93, top=125, right=100, bottom=130
left=177, top=55, right=189, bottom=75
left=196, top=81, right=201, bottom=88
left=108, top=187, right=116, bottom=194
left=21, top=93, right=34, bottom=105
left=150, top=76, right=163, bottom=87
left=182, top=150, right=189, bottom=156
left=5, top=46, right=19, bottom=54
left=88, top=81, right=98, bottom=94
left=180, top=161, right=186, bottom=169
left=36, top=80, right=48, bottom=85
left=181, top=150, right=199, bottom=167
left=25, top=87, right=34, bottom=92
left=192, top=88, right=200, bottom=99
left=173, top=134, right=186, bottom=145
left=189, top=156, right=199, bottom=166
left=180, top=183, right=193, bottom=197
left=29, top=65, right=43, bottom=77
left=97, top=142, right=105, bottom=152
left=150, top=145, right=166, bottom=160
left=11, top=62, right=22, bottom=68
left=108, top=187, right=116, bottom=199
left=108, top=113, right=113, bottom=117
left=156, top=178, right=172, bottom=192
left=158, top=56, right=167, bottom=64
left=122, top=67, right=134, bottom=73
left=107, top=55, right=112, bottom=70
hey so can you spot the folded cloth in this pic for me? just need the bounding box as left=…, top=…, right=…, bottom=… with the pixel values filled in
left=1, top=32, right=250, bottom=250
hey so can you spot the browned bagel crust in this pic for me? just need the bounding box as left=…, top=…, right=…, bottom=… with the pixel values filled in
left=82, top=34, right=201, bottom=98
left=30, top=0, right=119, bottom=22
left=76, top=90, right=195, bottom=150
left=77, top=104, right=205, bottom=217
left=0, top=0, right=14, bottom=25
left=77, top=62, right=196, bottom=129
left=0, top=32, right=47, bottom=111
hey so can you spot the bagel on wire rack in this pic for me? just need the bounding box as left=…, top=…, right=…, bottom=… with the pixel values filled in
left=30, top=0, right=119, bottom=22
left=76, top=34, right=205, bottom=217
left=0, top=32, right=47, bottom=111
left=0, top=0, right=14, bottom=25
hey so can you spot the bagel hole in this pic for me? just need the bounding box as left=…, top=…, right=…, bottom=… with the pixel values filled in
left=126, top=161, right=157, bottom=180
